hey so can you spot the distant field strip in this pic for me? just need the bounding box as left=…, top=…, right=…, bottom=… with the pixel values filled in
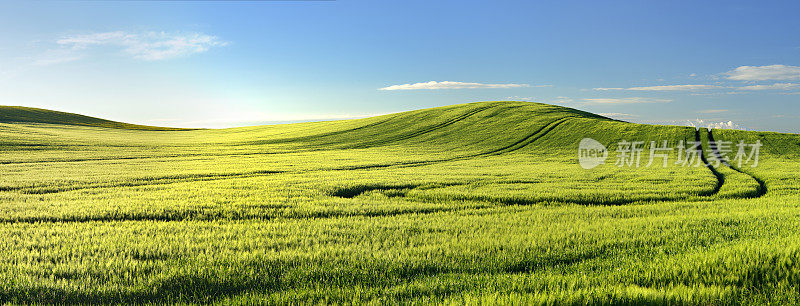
left=0, top=117, right=741, bottom=207
left=0, top=105, right=746, bottom=204
left=0, top=114, right=570, bottom=196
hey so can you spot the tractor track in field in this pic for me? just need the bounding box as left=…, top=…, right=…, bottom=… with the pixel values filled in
left=0, top=170, right=285, bottom=195
left=482, top=117, right=572, bottom=156
left=692, top=128, right=767, bottom=199
left=331, top=127, right=760, bottom=205
left=707, top=129, right=767, bottom=198
left=0, top=116, right=572, bottom=196
left=333, top=117, right=574, bottom=171
left=2, top=118, right=762, bottom=207
left=0, top=104, right=507, bottom=165
left=0, top=205, right=474, bottom=224
left=248, top=103, right=501, bottom=148
left=325, top=182, right=692, bottom=206
left=1, top=120, right=770, bottom=223
left=344, top=104, right=521, bottom=149
left=695, top=129, right=724, bottom=197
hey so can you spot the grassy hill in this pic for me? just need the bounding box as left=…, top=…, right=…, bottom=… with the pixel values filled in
left=0, top=105, right=188, bottom=131
left=0, top=101, right=798, bottom=304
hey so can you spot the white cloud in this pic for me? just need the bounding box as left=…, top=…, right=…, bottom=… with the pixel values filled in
left=627, top=84, right=720, bottom=91
left=379, top=81, right=534, bottom=90
left=725, top=65, right=800, bottom=81
left=698, top=109, right=728, bottom=114
left=598, top=112, right=638, bottom=120
left=687, top=119, right=744, bottom=130
left=52, top=31, right=227, bottom=62
left=738, top=83, right=799, bottom=90
left=58, top=31, right=129, bottom=47
left=550, top=96, right=574, bottom=104
left=593, top=83, right=800, bottom=92
left=504, top=96, right=533, bottom=101
left=32, top=48, right=83, bottom=66
left=581, top=97, right=672, bottom=104
left=709, top=121, right=742, bottom=130
left=594, top=85, right=719, bottom=91
left=689, top=92, right=723, bottom=96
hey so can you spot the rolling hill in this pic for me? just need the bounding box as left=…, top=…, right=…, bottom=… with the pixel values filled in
left=0, top=101, right=798, bottom=304
left=0, top=105, right=188, bottom=131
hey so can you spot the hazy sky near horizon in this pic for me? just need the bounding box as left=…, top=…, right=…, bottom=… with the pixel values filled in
left=1, top=1, right=799, bottom=132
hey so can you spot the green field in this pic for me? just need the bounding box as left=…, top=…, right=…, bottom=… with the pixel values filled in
left=1, top=101, right=799, bottom=304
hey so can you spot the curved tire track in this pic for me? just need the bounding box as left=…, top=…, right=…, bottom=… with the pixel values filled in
left=3, top=170, right=283, bottom=195
left=344, top=103, right=508, bottom=149
left=333, top=117, right=574, bottom=171
left=695, top=129, right=724, bottom=196
left=1, top=117, right=572, bottom=196
left=707, top=129, right=767, bottom=198
left=482, top=117, right=573, bottom=156
left=2, top=120, right=771, bottom=222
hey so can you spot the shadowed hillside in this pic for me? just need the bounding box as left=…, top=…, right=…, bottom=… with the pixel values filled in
left=0, top=106, right=189, bottom=131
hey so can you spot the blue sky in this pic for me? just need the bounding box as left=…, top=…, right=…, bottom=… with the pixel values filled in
left=1, top=1, right=799, bottom=132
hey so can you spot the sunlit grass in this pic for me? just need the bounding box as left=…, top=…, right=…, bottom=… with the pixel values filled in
left=0, top=101, right=798, bottom=304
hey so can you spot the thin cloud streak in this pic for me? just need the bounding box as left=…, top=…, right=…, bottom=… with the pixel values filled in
left=627, top=85, right=720, bottom=91
left=598, top=112, right=638, bottom=120
left=503, top=96, right=534, bottom=101
left=35, top=31, right=227, bottom=65
left=581, top=97, right=672, bottom=104
left=698, top=109, right=728, bottom=114
left=379, top=81, right=539, bottom=90
left=593, top=85, right=719, bottom=91
left=725, top=65, right=800, bottom=81
left=738, top=83, right=799, bottom=90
